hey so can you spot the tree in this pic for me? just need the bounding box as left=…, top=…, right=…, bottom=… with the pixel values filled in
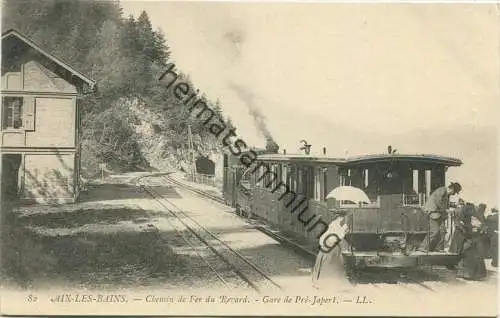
left=86, top=20, right=131, bottom=100
left=1, top=0, right=235, bottom=174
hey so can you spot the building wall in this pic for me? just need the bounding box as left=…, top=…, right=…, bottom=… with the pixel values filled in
left=1, top=41, right=80, bottom=204
left=1, top=59, right=77, bottom=148
left=2, top=96, right=76, bottom=148
left=23, top=152, right=75, bottom=203
left=26, top=97, right=75, bottom=147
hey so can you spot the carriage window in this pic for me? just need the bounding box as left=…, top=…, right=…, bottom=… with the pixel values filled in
left=262, top=165, right=267, bottom=187
left=282, top=164, right=287, bottom=185
left=314, top=168, right=320, bottom=201
left=266, top=164, right=271, bottom=188
left=363, top=169, right=369, bottom=189
left=430, top=166, right=445, bottom=192
left=297, top=168, right=303, bottom=193
left=271, top=164, right=279, bottom=188
left=425, top=170, right=431, bottom=198
left=316, top=167, right=326, bottom=202
left=288, top=166, right=296, bottom=191
left=264, top=164, right=270, bottom=187
left=255, top=166, right=260, bottom=187
left=350, top=168, right=364, bottom=188
left=323, top=168, right=328, bottom=201
left=259, top=165, right=265, bottom=187
left=277, top=164, right=282, bottom=187
left=306, top=166, right=314, bottom=199
left=338, top=167, right=348, bottom=186
left=404, top=168, right=431, bottom=206
left=367, top=168, right=378, bottom=201
left=413, top=170, right=419, bottom=193
left=272, top=164, right=277, bottom=188
left=266, top=164, right=274, bottom=188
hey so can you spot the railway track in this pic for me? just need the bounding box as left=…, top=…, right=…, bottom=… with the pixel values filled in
left=163, top=173, right=226, bottom=205
left=136, top=174, right=282, bottom=293
left=160, top=173, right=438, bottom=293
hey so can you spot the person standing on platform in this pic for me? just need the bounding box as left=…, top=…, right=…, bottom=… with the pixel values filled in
left=418, top=182, right=462, bottom=252
left=457, top=203, right=487, bottom=280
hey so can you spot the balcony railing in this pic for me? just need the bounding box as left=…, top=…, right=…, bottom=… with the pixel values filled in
left=337, top=196, right=381, bottom=208
left=403, top=193, right=427, bottom=207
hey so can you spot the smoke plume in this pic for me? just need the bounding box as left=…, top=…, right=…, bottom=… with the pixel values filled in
left=223, top=29, right=244, bottom=57
left=229, top=82, right=279, bottom=153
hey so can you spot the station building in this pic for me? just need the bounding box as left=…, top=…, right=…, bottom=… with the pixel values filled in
left=1, top=29, right=95, bottom=204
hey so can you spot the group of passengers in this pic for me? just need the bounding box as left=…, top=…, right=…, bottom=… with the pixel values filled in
left=419, top=182, right=498, bottom=280
left=311, top=182, right=498, bottom=289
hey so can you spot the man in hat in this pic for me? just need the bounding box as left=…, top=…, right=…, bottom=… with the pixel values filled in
left=418, top=182, right=462, bottom=252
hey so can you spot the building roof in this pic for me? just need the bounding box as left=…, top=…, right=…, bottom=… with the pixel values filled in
left=256, top=153, right=345, bottom=164
left=223, top=146, right=269, bottom=156
left=2, top=29, right=96, bottom=90
left=345, top=153, right=462, bottom=166
left=256, top=153, right=463, bottom=167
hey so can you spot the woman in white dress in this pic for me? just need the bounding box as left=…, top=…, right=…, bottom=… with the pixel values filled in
left=311, top=212, right=353, bottom=291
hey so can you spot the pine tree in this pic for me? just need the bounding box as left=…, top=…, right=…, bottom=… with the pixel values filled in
left=1, top=0, right=236, bottom=173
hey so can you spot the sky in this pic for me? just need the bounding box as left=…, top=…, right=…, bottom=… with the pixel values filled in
left=121, top=1, right=499, bottom=207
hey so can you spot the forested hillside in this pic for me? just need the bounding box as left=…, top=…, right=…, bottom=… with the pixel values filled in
left=2, top=0, right=235, bottom=177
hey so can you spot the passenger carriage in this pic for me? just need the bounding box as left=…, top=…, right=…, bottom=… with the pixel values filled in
left=224, top=151, right=463, bottom=271
left=222, top=148, right=268, bottom=212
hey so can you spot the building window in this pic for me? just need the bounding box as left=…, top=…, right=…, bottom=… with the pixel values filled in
left=2, top=97, right=23, bottom=129
left=2, top=96, right=34, bottom=130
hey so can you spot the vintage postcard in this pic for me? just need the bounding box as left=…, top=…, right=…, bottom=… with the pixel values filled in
left=0, top=0, right=498, bottom=316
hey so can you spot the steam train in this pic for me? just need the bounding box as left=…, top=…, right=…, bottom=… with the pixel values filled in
left=222, top=147, right=463, bottom=270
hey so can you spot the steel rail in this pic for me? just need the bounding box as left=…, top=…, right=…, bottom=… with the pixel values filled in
left=135, top=183, right=231, bottom=288
left=143, top=184, right=258, bottom=290
left=160, top=175, right=283, bottom=290
left=139, top=177, right=282, bottom=293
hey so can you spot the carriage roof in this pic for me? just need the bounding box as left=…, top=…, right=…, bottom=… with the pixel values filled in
left=255, top=153, right=462, bottom=167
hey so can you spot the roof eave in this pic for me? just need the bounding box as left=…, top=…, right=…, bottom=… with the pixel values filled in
left=2, top=29, right=96, bottom=90
left=345, top=155, right=463, bottom=167
left=255, top=153, right=462, bottom=167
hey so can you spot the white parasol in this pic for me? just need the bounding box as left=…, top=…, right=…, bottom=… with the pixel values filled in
left=326, top=186, right=371, bottom=204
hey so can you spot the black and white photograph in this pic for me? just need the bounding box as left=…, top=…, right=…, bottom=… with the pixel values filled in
left=0, top=1, right=498, bottom=316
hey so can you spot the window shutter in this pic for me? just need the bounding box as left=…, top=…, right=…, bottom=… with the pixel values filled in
left=23, top=97, right=35, bottom=131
